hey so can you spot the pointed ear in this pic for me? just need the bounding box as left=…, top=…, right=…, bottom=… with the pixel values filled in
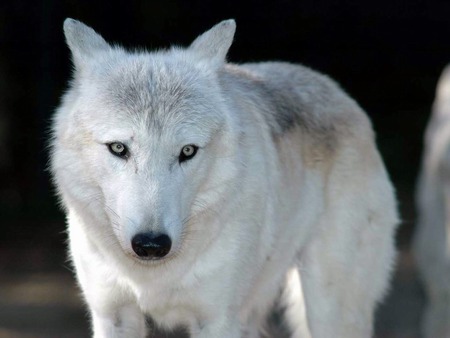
left=189, top=19, right=236, bottom=66
left=63, top=18, right=110, bottom=68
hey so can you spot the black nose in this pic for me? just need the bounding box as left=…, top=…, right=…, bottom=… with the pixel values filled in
left=131, top=233, right=172, bottom=259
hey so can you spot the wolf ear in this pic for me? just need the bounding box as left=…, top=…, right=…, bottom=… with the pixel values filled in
left=63, top=18, right=110, bottom=68
left=189, top=19, right=236, bottom=66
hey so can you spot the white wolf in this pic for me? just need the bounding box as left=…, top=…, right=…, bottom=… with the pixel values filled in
left=51, top=19, right=398, bottom=338
left=415, top=65, right=450, bottom=338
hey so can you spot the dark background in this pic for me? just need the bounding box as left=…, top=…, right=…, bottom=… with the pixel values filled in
left=1, top=0, right=448, bottom=337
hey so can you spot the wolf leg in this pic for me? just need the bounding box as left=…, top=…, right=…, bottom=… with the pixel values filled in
left=70, top=242, right=147, bottom=337
left=297, top=220, right=395, bottom=338
left=78, top=271, right=147, bottom=338
left=189, top=314, right=241, bottom=338
left=91, top=303, right=147, bottom=338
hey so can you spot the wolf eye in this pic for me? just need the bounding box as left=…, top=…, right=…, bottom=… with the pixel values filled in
left=108, top=142, right=128, bottom=158
left=179, top=145, right=198, bottom=163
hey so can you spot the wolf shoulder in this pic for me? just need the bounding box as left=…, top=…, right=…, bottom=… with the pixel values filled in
left=219, top=61, right=373, bottom=142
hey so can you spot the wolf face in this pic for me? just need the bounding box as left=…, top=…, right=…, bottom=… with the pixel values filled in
left=52, top=20, right=239, bottom=261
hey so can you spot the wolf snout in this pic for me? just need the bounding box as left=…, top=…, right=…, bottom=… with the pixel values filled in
left=131, top=233, right=172, bottom=259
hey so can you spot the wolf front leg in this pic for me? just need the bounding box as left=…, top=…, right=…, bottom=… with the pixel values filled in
left=189, top=312, right=242, bottom=338
left=90, top=303, right=147, bottom=338
left=297, top=216, right=396, bottom=338
left=70, top=245, right=147, bottom=337
left=76, top=265, right=147, bottom=338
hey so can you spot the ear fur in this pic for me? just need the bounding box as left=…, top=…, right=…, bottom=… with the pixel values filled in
left=63, top=18, right=110, bottom=68
left=189, top=19, right=236, bottom=66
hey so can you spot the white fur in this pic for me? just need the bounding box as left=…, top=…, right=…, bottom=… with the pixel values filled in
left=51, top=19, right=398, bottom=338
left=414, top=65, right=450, bottom=338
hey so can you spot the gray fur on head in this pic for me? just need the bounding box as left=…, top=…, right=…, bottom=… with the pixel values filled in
left=64, top=18, right=110, bottom=67
left=189, top=19, right=236, bottom=66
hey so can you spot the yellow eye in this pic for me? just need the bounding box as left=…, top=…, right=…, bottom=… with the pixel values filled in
left=108, top=142, right=128, bottom=158
left=182, top=145, right=195, bottom=157
left=179, top=145, right=198, bottom=163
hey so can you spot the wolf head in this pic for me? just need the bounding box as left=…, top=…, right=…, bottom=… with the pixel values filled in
left=52, top=19, right=239, bottom=262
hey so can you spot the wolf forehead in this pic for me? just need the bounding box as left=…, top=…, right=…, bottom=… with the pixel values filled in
left=82, top=53, right=222, bottom=126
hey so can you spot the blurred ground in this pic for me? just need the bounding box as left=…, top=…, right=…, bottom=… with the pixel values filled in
left=0, top=237, right=425, bottom=338
left=0, top=273, right=88, bottom=338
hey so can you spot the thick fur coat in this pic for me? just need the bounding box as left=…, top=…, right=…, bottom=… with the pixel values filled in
left=51, top=19, right=398, bottom=338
